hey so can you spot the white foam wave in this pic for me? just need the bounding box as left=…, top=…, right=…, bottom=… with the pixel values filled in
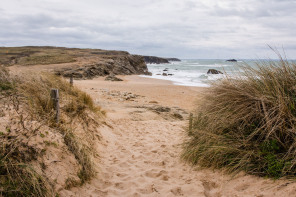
left=143, top=59, right=239, bottom=87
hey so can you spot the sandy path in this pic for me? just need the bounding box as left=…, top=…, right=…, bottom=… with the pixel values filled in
left=61, top=76, right=296, bottom=197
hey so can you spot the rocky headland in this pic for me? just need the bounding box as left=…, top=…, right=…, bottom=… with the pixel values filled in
left=166, top=58, right=181, bottom=62
left=55, top=54, right=151, bottom=79
left=143, top=56, right=181, bottom=64
left=0, top=46, right=152, bottom=79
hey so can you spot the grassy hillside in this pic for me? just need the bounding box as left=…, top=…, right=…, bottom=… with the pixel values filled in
left=0, top=46, right=129, bottom=66
left=183, top=57, right=296, bottom=178
left=0, top=65, right=105, bottom=196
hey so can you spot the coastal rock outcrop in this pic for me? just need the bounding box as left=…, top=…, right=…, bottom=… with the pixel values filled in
left=143, top=56, right=181, bottom=64
left=207, top=69, right=223, bottom=74
left=166, top=58, right=181, bottom=62
left=56, top=55, right=152, bottom=79
left=0, top=46, right=152, bottom=79
left=144, top=56, right=169, bottom=64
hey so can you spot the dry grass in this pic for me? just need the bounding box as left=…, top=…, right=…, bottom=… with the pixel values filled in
left=0, top=139, right=54, bottom=197
left=18, top=73, right=104, bottom=121
left=0, top=67, right=104, bottom=195
left=0, top=46, right=129, bottom=66
left=0, top=66, right=14, bottom=91
left=62, top=128, right=95, bottom=184
left=183, top=56, right=296, bottom=178
left=20, top=54, right=76, bottom=65
left=1, top=67, right=54, bottom=196
left=0, top=47, right=77, bottom=66
left=17, top=73, right=104, bottom=182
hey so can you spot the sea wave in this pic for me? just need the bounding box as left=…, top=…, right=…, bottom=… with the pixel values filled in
left=143, top=59, right=246, bottom=87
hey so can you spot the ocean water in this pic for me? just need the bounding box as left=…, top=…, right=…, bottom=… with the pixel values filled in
left=141, top=59, right=249, bottom=87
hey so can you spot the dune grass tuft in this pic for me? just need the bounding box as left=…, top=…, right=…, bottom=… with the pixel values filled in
left=0, top=66, right=14, bottom=91
left=1, top=68, right=104, bottom=195
left=183, top=56, right=296, bottom=178
left=18, top=73, right=104, bottom=122
left=17, top=73, right=103, bottom=183
left=0, top=141, right=53, bottom=197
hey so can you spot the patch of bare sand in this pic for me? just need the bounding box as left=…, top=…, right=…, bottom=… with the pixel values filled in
left=61, top=76, right=296, bottom=197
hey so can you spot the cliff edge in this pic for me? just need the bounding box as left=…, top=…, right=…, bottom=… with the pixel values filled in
left=0, top=46, right=151, bottom=78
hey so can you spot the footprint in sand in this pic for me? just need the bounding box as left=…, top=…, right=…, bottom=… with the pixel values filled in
left=202, top=180, right=221, bottom=197
left=114, top=182, right=128, bottom=190
left=137, top=184, right=159, bottom=195
left=116, top=173, right=128, bottom=178
left=145, top=169, right=168, bottom=178
left=170, top=186, right=184, bottom=196
left=235, top=183, right=250, bottom=191
left=92, top=189, right=108, bottom=196
left=119, top=161, right=130, bottom=168
left=100, top=181, right=113, bottom=190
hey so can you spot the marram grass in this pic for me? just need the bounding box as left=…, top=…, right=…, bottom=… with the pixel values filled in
left=183, top=57, right=296, bottom=178
left=0, top=67, right=103, bottom=195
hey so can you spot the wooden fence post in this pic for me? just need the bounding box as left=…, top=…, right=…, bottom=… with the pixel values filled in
left=70, top=75, right=73, bottom=86
left=189, top=113, right=193, bottom=135
left=50, top=89, right=60, bottom=123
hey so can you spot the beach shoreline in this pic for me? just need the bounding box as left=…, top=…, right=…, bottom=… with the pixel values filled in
left=75, top=75, right=206, bottom=111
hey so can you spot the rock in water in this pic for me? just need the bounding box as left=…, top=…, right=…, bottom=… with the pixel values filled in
left=226, top=59, right=237, bottom=62
left=207, top=69, right=223, bottom=74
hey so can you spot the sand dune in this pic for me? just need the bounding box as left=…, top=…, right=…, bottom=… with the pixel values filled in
left=60, top=76, right=296, bottom=197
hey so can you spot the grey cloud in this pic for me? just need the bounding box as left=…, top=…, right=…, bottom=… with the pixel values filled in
left=0, top=0, right=296, bottom=58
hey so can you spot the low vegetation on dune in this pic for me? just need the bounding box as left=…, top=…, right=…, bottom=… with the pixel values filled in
left=0, top=65, right=104, bottom=196
left=0, top=47, right=78, bottom=66
left=0, top=46, right=130, bottom=66
left=183, top=56, right=296, bottom=178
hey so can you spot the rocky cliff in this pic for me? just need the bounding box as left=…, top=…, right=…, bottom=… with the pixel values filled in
left=56, top=54, right=151, bottom=79
left=0, top=46, right=152, bottom=78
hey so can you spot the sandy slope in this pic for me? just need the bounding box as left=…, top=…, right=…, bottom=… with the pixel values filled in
left=60, top=76, right=296, bottom=197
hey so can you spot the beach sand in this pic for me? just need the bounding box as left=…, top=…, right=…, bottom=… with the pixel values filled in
left=60, top=75, right=296, bottom=197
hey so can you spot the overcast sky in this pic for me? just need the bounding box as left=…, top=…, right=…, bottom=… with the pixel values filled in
left=1, top=0, right=296, bottom=59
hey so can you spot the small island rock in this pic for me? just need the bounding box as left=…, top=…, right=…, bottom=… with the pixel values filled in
left=226, top=59, right=237, bottom=62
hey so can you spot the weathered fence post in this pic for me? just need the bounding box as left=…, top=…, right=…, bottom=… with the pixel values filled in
left=50, top=89, right=60, bottom=123
left=189, top=113, right=193, bottom=135
left=70, top=74, right=73, bottom=87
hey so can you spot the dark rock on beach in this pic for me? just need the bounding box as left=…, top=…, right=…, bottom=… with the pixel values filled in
left=207, top=69, right=223, bottom=74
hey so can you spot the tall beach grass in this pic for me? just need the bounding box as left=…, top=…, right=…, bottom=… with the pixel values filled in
left=183, top=56, right=296, bottom=178
left=1, top=67, right=104, bottom=196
